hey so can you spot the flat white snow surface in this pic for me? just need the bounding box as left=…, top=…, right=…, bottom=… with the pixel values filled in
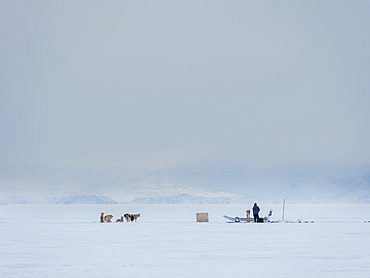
left=1, top=204, right=370, bottom=278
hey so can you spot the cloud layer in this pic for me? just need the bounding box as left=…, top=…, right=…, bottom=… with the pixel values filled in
left=1, top=0, right=369, bottom=170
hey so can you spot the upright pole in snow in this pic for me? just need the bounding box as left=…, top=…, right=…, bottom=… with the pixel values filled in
left=282, top=199, right=285, bottom=220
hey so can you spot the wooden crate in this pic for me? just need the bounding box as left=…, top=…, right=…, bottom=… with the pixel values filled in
left=196, top=212, right=209, bottom=222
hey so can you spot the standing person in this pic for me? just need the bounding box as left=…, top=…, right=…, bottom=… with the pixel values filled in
left=253, top=203, right=260, bottom=222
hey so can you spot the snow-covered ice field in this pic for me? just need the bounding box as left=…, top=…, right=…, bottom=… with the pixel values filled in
left=1, top=204, right=370, bottom=277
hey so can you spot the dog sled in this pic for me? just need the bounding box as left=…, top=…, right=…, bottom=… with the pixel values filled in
left=224, top=209, right=273, bottom=223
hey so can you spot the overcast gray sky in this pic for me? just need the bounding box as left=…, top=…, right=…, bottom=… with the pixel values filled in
left=1, top=0, right=369, bottom=171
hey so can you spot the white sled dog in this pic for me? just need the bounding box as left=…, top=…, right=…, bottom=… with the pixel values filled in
left=124, top=213, right=141, bottom=222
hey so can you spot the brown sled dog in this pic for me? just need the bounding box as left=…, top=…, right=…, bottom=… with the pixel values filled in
left=100, top=212, right=113, bottom=223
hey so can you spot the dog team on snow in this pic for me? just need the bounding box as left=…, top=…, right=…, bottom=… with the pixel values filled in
left=100, top=212, right=141, bottom=223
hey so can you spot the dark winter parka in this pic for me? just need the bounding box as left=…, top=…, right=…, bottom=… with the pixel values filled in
left=253, top=203, right=260, bottom=215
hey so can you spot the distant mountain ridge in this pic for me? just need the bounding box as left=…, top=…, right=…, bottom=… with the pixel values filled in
left=53, top=195, right=118, bottom=204
left=128, top=194, right=252, bottom=204
left=0, top=162, right=369, bottom=204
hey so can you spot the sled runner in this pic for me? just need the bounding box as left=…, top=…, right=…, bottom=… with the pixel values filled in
left=223, top=215, right=248, bottom=222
